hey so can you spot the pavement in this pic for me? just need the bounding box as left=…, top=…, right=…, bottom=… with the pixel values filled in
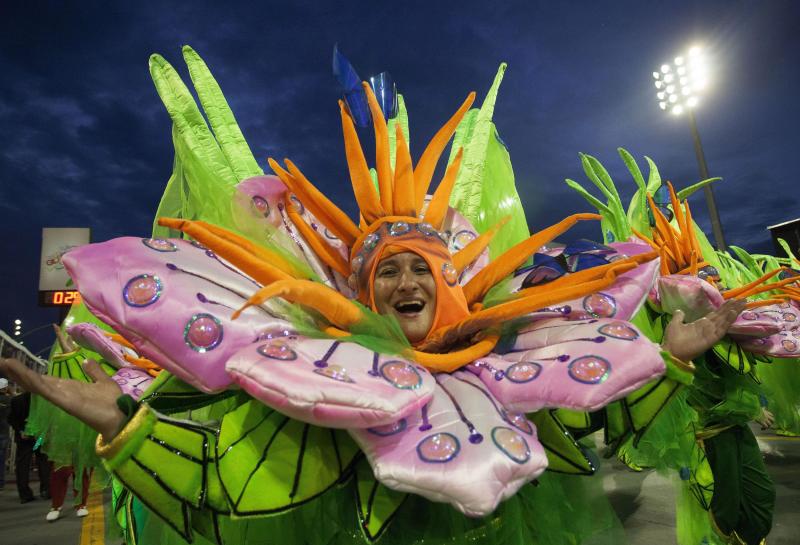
left=0, top=431, right=797, bottom=545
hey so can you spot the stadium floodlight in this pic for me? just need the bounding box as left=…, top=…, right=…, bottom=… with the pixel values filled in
left=651, top=44, right=726, bottom=251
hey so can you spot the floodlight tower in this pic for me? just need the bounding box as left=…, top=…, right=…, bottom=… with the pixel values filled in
left=653, top=46, right=727, bottom=251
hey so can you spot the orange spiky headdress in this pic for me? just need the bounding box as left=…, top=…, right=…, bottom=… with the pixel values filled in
left=160, top=84, right=650, bottom=372
left=635, top=182, right=798, bottom=308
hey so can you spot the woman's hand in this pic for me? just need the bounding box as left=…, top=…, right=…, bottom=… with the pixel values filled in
left=0, top=357, right=126, bottom=441
left=756, top=408, right=775, bottom=430
left=661, top=299, right=747, bottom=363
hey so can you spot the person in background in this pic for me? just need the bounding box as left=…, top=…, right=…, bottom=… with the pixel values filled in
left=0, top=377, right=11, bottom=490
left=8, top=387, right=50, bottom=503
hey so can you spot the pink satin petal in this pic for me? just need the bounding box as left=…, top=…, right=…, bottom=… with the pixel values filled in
left=481, top=317, right=664, bottom=412
left=110, top=367, right=154, bottom=401
left=657, top=274, right=724, bottom=322
left=67, top=322, right=130, bottom=369
left=350, top=370, right=547, bottom=517
left=226, top=338, right=435, bottom=428
left=64, top=237, right=294, bottom=393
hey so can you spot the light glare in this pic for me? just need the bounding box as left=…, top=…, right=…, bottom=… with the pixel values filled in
left=14, top=319, right=21, bottom=324
left=675, top=56, right=684, bottom=65
left=661, top=64, right=671, bottom=73
left=687, top=97, right=699, bottom=107
left=672, top=105, right=684, bottom=115
left=653, top=71, right=661, bottom=79
left=664, top=73, right=674, bottom=83
left=659, top=102, right=667, bottom=110
left=655, top=80, right=663, bottom=89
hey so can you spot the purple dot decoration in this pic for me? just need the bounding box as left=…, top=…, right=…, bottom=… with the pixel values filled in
left=582, top=292, right=617, bottom=318
left=367, top=418, right=408, bottom=437
left=492, top=427, right=531, bottom=464
left=314, top=365, right=355, bottom=383
left=251, top=195, right=271, bottom=218
left=142, top=238, right=178, bottom=252
left=568, top=355, right=611, bottom=384
left=442, top=262, right=458, bottom=286
left=184, top=313, right=223, bottom=353
left=782, top=339, right=797, bottom=352
left=502, top=409, right=534, bottom=435
left=417, top=432, right=460, bottom=463
left=380, top=361, right=422, bottom=390
left=598, top=322, right=639, bottom=341
left=389, top=221, right=411, bottom=236
left=451, top=230, right=476, bottom=251
left=505, top=361, right=542, bottom=383
left=257, top=341, right=297, bottom=361
left=123, top=274, right=162, bottom=307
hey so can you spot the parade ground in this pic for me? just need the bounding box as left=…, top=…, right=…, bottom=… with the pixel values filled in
left=1, top=428, right=797, bottom=545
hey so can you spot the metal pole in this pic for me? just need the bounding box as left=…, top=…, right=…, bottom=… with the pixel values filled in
left=687, top=109, right=727, bottom=251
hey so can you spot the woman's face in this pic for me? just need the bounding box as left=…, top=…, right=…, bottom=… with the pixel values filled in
left=373, top=251, right=437, bottom=343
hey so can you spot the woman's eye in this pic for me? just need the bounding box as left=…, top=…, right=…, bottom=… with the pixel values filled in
left=415, top=266, right=431, bottom=274
left=378, top=268, right=397, bottom=277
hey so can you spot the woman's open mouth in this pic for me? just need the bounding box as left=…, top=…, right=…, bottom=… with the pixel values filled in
left=394, top=299, right=426, bottom=317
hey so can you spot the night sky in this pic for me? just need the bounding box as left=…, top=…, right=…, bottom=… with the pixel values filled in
left=1, top=0, right=798, bottom=355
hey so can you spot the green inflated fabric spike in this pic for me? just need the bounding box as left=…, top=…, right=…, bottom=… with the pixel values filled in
left=182, top=46, right=262, bottom=181
left=215, top=400, right=359, bottom=516
left=528, top=410, right=594, bottom=475
left=354, top=457, right=408, bottom=541
left=676, top=177, right=722, bottom=201
left=448, top=64, right=529, bottom=257
left=138, top=371, right=239, bottom=415
left=387, top=94, right=409, bottom=170
left=712, top=337, right=753, bottom=375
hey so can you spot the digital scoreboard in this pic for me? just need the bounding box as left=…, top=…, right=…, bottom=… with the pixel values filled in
left=38, top=290, right=82, bottom=307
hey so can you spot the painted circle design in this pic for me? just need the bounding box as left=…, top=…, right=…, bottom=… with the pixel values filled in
left=505, top=361, right=542, bottom=383
left=257, top=341, right=297, bottom=361
left=184, top=314, right=223, bottom=352
left=740, top=311, right=758, bottom=321
left=568, top=355, right=611, bottom=384
left=190, top=240, right=207, bottom=250
left=451, top=230, right=477, bottom=251
left=380, top=361, right=422, bottom=389
left=142, top=238, right=178, bottom=252
left=782, top=339, right=798, bottom=352
left=417, top=433, right=460, bottom=463
left=502, top=409, right=534, bottom=435
left=314, top=365, right=355, bottom=383
left=367, top=419, right=408, bottom=437
left=416, top=222, right=438, bottom=237
left=123, top=274, right=162, bottom=307
left=289, top=194, right=305, bottom=214
left=442, top=262, right=458, bottom=286
left=492, top=427, right=531, bottom=464
left=251, top=195, right=271, bottom=217
left=257, top=328, right=296, bottom=341
left=582, top=292, right=617, bottom=318
left=363, top=232, right=380, bottom=253
left=324, top=227, right=338, bottom=240
left=389, top=221, right=411, bottom=236
left=598, top=322, right=639, bottom=340
left=783, top=313, right=797, bottom=322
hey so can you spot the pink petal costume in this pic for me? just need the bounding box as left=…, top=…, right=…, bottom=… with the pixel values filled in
left=61, top=48, right=678, bottom=544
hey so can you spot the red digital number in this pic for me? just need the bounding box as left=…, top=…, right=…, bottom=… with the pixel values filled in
left=53, top=291, right=64, bottom=304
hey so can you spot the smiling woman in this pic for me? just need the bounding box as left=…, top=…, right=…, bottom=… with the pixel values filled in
left=373, top=251, right=438, bottom=343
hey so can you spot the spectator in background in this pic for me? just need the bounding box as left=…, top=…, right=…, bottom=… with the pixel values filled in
left=8, top=388, right=49, bottom=503
left=0, top=377, right=10, bottom=490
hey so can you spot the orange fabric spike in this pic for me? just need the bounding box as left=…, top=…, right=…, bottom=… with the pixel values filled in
left=285, top=198, right=351, bottom=278
left=511, top=256, right=650, bottom=301
left=269, top=158, right=360, bottom=245
left=648, top=193, right=684, bottom=269
left=676, top=259, right=707, bottom=276
left=722, top=268, right=785, bottom=299
left=362, top=82, right=394, bottom=213
left=745, top=297, right=788, bottom=309
left=122, top=354, right=162, bottom=377
left=462, top=213, right=602, bottom=304
left=192, top=219, right=308, bottom=278
left=666, top=183, right=689, bottom=241
left=392, top=123, right=416, bottom=216
left=409, top=334, right=499, bottom=373
left=105, top=332, right=135, bottom=350
left=452, top=215, right=511, bottom=273
left=232, top=279, right=364, bottom=328
left=158, top=218, right=292, bottom=287
left=339, top=100, right=384, bottom=223
left=659, top=248, right=671, bottom=276
left=424, top=147, right=464, bottom=230
left=682, top=200, right=703, bottom=258
left=413, top=92, right=476, bottom=210
left=689, top=250, right=699, bottom=276
left=631, top=228, right=657, bottom=249
left=431, top=275, right=617, bottom=347
left=729, top=275, right=798, bottom=300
